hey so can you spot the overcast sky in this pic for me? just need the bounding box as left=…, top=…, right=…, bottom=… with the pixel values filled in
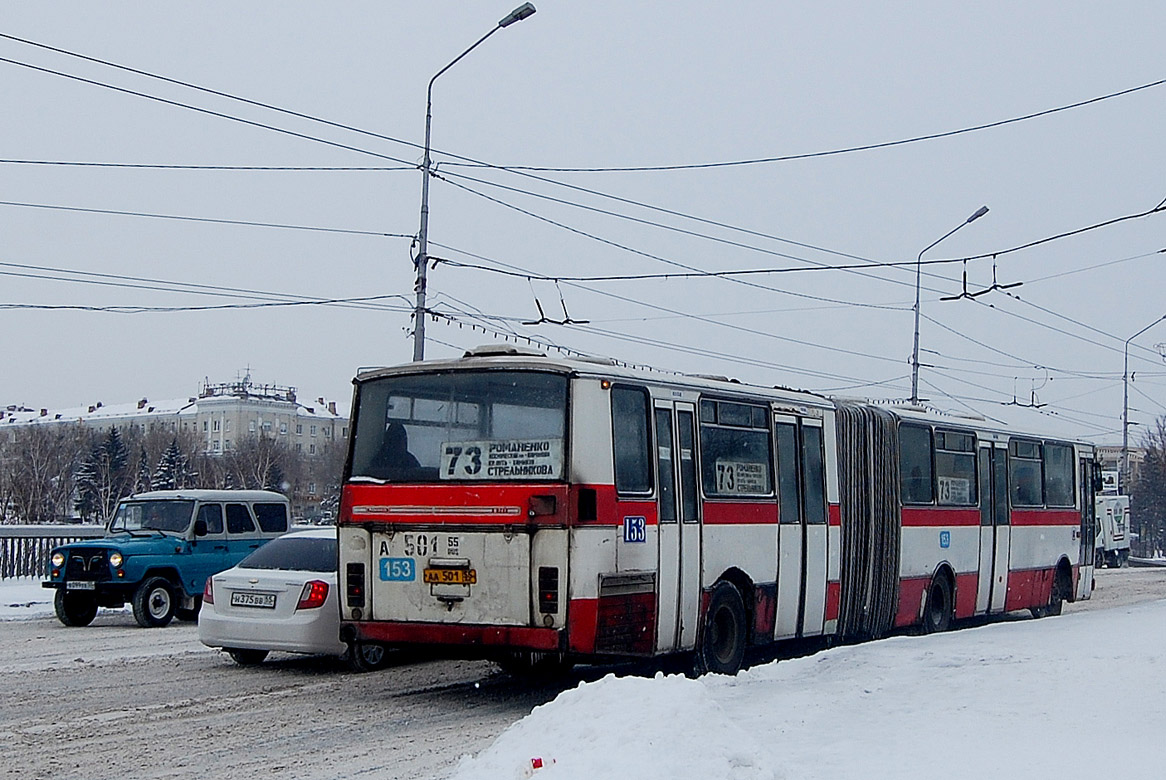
left=2, top=2, right=1164, bottom=444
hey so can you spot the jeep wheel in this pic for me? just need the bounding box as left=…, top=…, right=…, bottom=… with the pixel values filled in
left=54, top=589, right=98, bottom=627
left=132, top=577, right=176, bottom=628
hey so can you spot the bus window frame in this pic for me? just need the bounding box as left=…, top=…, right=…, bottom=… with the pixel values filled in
left=611, top=384, right=655, bottom=497
left=697, top=396, right=775, bottom=501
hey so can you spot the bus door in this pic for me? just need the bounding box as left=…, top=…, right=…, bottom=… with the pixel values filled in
left=1076, top=456, right=1097, bottom=600
left=773, top=416, right=828, bottom=638
left=800, top=421, right=829, bottom=635
left=980, top=443, right=1011, bottom=613
left=654, top=402, right=701, bottom=653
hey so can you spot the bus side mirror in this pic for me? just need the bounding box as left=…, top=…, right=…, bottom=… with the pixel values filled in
left=194, top=520, right=208, bottom=537
left=1092, top=471, right=1104, bottom=492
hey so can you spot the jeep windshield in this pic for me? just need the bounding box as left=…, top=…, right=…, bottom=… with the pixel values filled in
left=348, top=370, right=568, bottom=483
left=108, top=500, right=196, bottom=535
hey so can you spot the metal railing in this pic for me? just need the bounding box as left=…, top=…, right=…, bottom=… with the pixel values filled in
left=0, top=525, right=106, bottom=580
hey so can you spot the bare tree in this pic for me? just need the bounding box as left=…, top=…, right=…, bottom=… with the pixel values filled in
left=1, top=424, right=86, bottom=524
left=222, top=434, right=295, bottom=492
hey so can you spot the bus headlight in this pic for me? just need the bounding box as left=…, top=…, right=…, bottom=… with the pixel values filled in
left=108, top=552, right=123, bottom=568
left=51, top=552, right=65, bottom=568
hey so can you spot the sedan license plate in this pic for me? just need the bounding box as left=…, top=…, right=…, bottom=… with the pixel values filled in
left=66, top=581, right=95, bottom=591
left=423, top=568, right=477, bottom=585
left=230, top=591, right=276, bottom=609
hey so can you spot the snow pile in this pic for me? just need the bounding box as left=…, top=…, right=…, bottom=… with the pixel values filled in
left=0, top=577, right=56, bottom=620
left=453, top=672, right=780, bottom=780
left=453, top=600, right=1166, bottom=780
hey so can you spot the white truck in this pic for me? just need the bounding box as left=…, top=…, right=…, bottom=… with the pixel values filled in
left=1095, top=495, right=1131, bottom=568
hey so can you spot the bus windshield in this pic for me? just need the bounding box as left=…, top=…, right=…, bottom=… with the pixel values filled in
left=349, top=370, right=568, bottom=483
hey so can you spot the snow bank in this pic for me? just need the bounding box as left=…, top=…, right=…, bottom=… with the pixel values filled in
left=0, top=577, right=56, bottom=620
left=452, top=600, right=1166, bottom=780
left=452, top=671, right=780, bottom=780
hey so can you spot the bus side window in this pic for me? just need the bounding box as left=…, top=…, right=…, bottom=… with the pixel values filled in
left=775, top=422, right=800, bottom=524
left=1009, top=439, right=1044, bottom=507
left=612, top=386, right=652, bottom=495
left=900, top=424, right=934, bottom=504
left=802, top=425, right=826, bottom=524
left=1043, top=442, right=1075, bottom=507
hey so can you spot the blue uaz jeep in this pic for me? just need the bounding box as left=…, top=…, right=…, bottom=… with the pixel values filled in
left=43, top=490, right=290, bottom=627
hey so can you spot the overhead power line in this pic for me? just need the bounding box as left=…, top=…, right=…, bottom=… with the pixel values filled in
left=0, top=31, right=424, bottom=156
left=0, top=200, right=412, bottom=238
left=0, top=295, right=413, bottom=314
left=0, top=258, right=414, bottom=314
left=0, top=159, right=412, bottom=171
left=0, top=32, right=985, bottom=279
left=0, top=54, right=418, bottom=167
left=442, top=77, right=1166, bottom=172
left=435, top=254, right=983, bottom=282
left=427, top=240, right=911, bottom=365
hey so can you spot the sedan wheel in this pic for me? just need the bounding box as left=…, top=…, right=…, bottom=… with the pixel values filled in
left=227, top=648, right=270, bottom=666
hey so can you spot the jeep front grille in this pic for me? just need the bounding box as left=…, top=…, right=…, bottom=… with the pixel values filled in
left=64, top=549, right=112, bottom=582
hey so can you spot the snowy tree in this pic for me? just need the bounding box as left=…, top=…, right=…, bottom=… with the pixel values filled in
left=73, top=427, right=133, bottom=522
left=136, top=447, right=152, bottom=493
left=152, top=437, right=195, bottom=490
left=73, top=448, right=101, bottom=522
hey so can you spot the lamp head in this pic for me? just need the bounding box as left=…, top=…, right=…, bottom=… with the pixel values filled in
left=499, top=3, right=536, bottom=27
left=967, top=205, right=989, bottom=223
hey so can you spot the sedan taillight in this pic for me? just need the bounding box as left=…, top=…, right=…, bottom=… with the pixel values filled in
left=296, top=580, right=329, bottom=610
left=203, top=576, right=214, bottom=605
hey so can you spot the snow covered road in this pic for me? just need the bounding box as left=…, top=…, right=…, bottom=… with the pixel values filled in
left=1, top=567, right=1163, bottom=780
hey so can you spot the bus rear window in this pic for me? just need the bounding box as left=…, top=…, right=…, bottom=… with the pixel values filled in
left=349, top=371, right=568, bottom=483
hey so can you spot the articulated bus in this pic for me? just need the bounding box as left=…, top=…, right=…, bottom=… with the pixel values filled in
left=337, top=346, right=1097, bottom=674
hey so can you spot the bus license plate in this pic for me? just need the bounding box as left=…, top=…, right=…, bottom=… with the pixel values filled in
left=66, top=581, right=95, bottom=591
left=231, top=592, right=276, bottom=609
left=423, top=568, right=477, bottom=585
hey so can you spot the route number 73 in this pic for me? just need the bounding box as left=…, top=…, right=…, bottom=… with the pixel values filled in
left=444, top=445, right=483, bottom=476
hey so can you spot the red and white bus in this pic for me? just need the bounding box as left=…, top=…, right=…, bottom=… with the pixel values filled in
left=337, top=346, right=1098, bottom=674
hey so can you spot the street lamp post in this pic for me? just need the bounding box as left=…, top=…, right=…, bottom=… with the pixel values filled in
left=910, top=205, right=990, bottom=405
left=1122, top=313, right=1166, bottom=491
left=412, top=3, right=537, bottom=362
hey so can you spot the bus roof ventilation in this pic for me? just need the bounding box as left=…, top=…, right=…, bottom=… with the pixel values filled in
left=688, top=373, right=738, bottom=383
left=576, top=356, right=618, bottom=366
left=462, top=344, right=546, bottom=359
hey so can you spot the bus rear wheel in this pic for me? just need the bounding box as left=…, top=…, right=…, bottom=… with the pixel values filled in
left=1032, top=569, right=1067, bottom=619
left=695, top=581, right=748, bottom=676
left=922, top=574, right=953, bottom=633
left=347, top=641, right=391, bottom=673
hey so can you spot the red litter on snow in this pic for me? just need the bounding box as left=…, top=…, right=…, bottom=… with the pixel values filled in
left=527, top=756, right=556, bottom=774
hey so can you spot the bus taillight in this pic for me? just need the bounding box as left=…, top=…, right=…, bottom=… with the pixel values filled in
left=538, top=566, right=559, bottom=614
left=346, top=563, right=365, bottom=609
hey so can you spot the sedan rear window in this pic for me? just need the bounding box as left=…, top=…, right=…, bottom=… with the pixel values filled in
left=238, top=536, right=337, bottom=573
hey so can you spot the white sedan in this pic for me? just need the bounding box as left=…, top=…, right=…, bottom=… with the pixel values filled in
left=198, top=528, right=389, bottom=670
